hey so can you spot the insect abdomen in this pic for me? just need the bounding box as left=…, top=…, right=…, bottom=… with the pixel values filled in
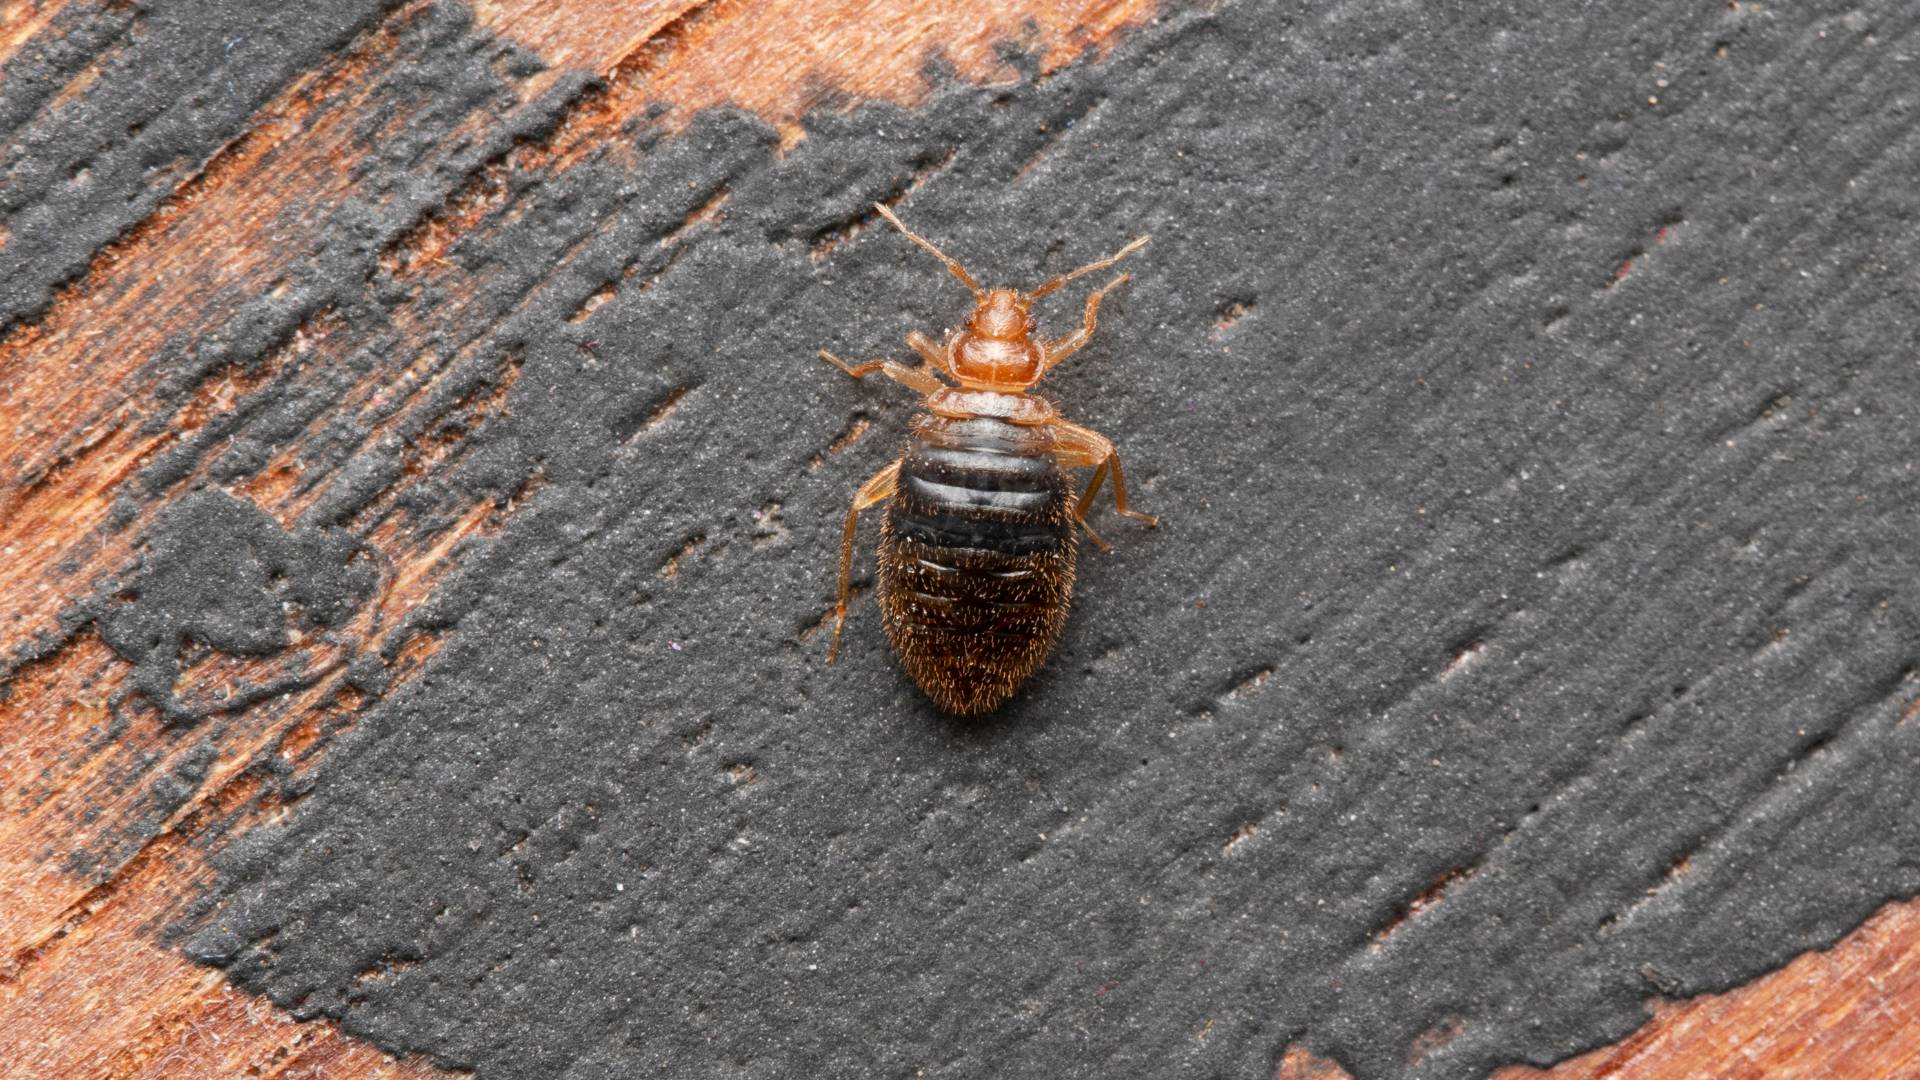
left=878, top=415, right=1078, bottom=714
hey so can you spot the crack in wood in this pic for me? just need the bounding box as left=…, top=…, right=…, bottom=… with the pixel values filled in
left=1369, top=862, right=1481, bottom=954
left=806, top=412, right=872, bottom=471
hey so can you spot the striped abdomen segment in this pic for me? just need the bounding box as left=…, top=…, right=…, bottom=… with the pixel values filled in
left=878, top=415, right=1078, bottom=714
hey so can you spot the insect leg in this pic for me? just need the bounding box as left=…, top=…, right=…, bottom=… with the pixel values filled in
left=1071, top=458, right=1115, bottom=553
left=817, top=350, right=947, bottom=394
left=1041, top=272, right=1132, bottom=371
left=1050, top=418, right=1161, bottom=547
left=905, top=331, right=956, bottom=379
left=1028, top=234, right=1150, bottom=300
left=873, top=204, right=983, bottom=298
left=828, top=459, right=901, bottom=663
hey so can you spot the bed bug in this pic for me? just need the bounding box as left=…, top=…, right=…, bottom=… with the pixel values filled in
left=816, top=204, right=1158, bottom=714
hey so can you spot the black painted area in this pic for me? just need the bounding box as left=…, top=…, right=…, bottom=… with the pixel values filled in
left=13, top=0, right=1920, bottom=1077
left=97, top=489, right=379, bottom=724
left=0, top=0, right=407, bottom=333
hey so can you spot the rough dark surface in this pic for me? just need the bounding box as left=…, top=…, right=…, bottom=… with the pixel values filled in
left=96, top=490, right=380, bottom=724
left=11, top=0, right=1920, bottom=1077
left=0, top=0, right=405, bottom=332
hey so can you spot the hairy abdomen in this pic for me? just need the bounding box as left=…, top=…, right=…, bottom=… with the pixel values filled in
left=878, top=415, right=1077, bottom=714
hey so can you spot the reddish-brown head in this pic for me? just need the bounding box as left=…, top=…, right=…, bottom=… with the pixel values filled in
left=949, top=288, right=1043, bottom=388
left=870, top=204, right=1149, bottom=392
left=967, top=287, right=1034, bottom=341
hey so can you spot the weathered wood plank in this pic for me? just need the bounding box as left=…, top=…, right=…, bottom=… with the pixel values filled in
left=481, top=0, right=1160, bottom=144
left=0, top=1, right=1914, bottom=1077
left=0, top=2, right=1168, bottom=1076
left=1506, top=898, right=1920, bottom=1079
left=1280, top=898, right=1920, bottom=1078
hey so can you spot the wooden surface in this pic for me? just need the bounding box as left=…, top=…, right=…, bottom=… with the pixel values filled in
left=0, top=1, right=1911, bottom=1077
left=1277, top=898, right=1920, bottom=1079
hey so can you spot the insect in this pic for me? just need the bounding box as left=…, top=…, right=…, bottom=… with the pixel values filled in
left=817, top=204, right=1158, bottom=714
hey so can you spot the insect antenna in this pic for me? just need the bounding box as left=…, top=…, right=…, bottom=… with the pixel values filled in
left=873, top=204, right=983, bottom=299
left=1027, top=233, right=1152, bottom=301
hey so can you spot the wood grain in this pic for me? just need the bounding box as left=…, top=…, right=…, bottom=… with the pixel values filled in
left=0, top=1, right=1912, bottom=1077
left=1499, top=899, right=1920, bottom=1079
left=0, top=2, right=1158, bottom=1076
left=478, top=0, right=1161, bottom=147
left=1275, top=899, right=1920, bottom=1078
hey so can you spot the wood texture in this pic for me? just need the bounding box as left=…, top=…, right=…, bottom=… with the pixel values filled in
left=1277, top=899, right=1920, bottom=1079
left=1502, top=899, right=1920, bottom=1079
left=0, top=2, right=1158, bottom=1076
left=0, top=0, right=1911, bottom=1077
left=479, top=0, right=1160, bottom=146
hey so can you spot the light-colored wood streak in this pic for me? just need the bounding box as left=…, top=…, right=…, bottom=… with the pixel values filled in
left=0, top=763, right=442, bottom=1080
left=0, top=486, right=495, bottom=1079
left=0, top=0, right=81, bottom=67
left=0, top=0, right=480, bottom=657
left=1272, top=899, right=1920, bottom=1078
left=1496, top=898, right=1920, bottom=1079
left=479, top=0, right=1162, bottom=146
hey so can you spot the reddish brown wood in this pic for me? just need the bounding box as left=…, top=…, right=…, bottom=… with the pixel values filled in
left=1497, top=899, right=1920, bottom=1079
left=480, top=0, right=1162, bottom=147
left=1277, top=1045, right=1353, bottom=1079
left=1275, top=900, right=1920, bottom=1078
